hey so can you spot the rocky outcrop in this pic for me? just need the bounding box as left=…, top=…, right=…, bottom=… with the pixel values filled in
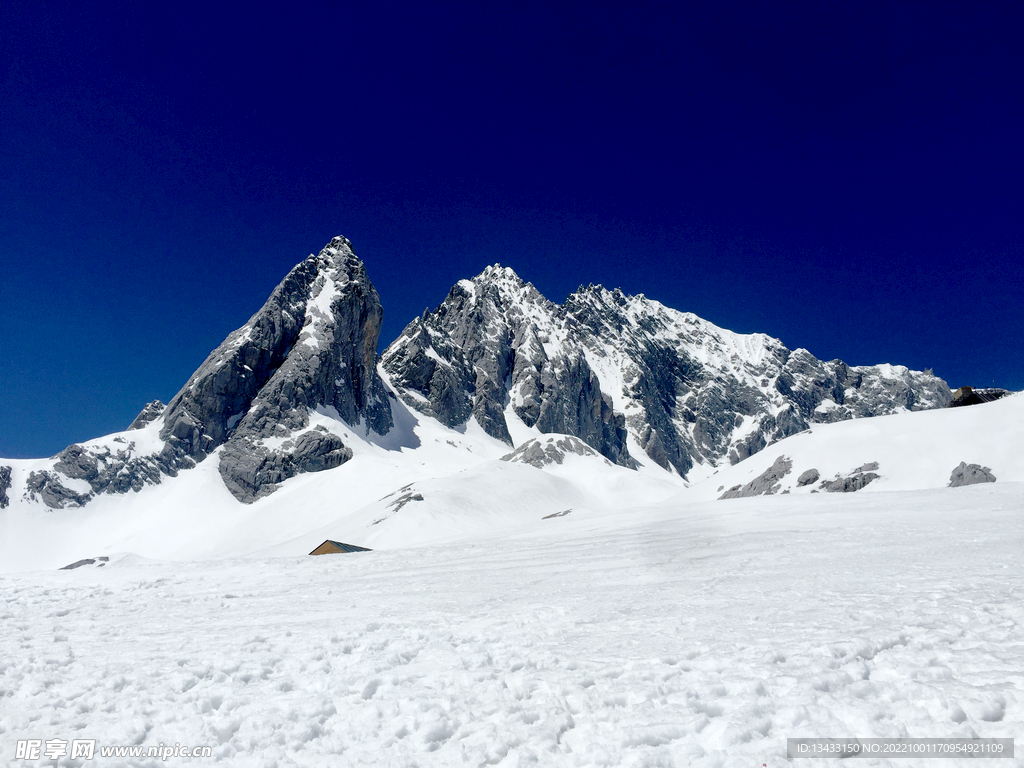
left=949, top=462, right=996, bottom=487
left=796, top=468, right=820, bottom=487
left=23, top=438, right=173, bottom=508
left=719, top=455, right=793, bottom=499
left=60, top=556, right=109, bottom=570
left=25, top=470, right=92, bottom=509
left=127, top=400, right=165, bottom=430
left=219, top=427, right=354, bottom=502
left=0, top=466, right=12, bottom=508
left=819, top=463, right=880, bottom=493
left=501, top=435, right=606, bottom=468
left=384, top=265, right=951, bottom=479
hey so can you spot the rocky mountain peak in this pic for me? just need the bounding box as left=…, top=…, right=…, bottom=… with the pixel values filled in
left=160, top=236, right=393, bottom=501
left=475, top=263, right=524, bottom=283
left=385, top=270, right=952, bottom=479
left=17, top=237, right=954, bottom=511
left=25, top=237, right=395, bottom=508
left=384, top=264, right=633, bottom=466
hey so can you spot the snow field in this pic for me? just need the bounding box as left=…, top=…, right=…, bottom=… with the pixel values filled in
left=2, top=483, right=1022, bottom=767
left=686, top=393, right=1024, bottom=501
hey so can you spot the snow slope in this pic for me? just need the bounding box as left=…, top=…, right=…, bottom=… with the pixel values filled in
left=1, top=377, right=1022, bottom=766
left=0, top=391, right=683, bottom=572
left=686, top=392, right=1024, bottom=502
left=2, top=392, right=1020, bottom=574
left=1, top=482, right=1021, bottom=767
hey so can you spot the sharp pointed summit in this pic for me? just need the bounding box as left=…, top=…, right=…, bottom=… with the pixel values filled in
left=22, top=237, right=395, bottom=506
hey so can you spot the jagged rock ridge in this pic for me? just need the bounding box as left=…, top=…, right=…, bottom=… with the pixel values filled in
left=382, top=267, right=634, bottom=468
left=161, top=236, right=392, bottom=502
left=17, top=239, right=953, bottom=509
left=383, top=265, right=952, bottom=477
left=25, top=237, right=394, bottom=507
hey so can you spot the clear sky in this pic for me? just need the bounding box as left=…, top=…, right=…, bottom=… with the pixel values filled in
left=1, top=1, right=1021, bottom=459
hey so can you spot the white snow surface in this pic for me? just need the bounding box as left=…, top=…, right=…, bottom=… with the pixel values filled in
left=1, top=396, right=1022, bottom=765
left=1, top=484, right=1022, bottom=766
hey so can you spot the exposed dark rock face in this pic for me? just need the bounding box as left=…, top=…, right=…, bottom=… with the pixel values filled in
left=0, top=466, right=12, bottom=508
left=383, top=268, right=636, bottom=468
left=60, top=556, right=109, bottom=570
left=719, top=455, right=793, bottom=499
left=384, top=266, right=951, bottom=478
left=163, top=237, right=391, bottom=463
left=502, top=435, right=606, bottom=468
left=219, top=427, right=354, bottom=502
left=25, top=237, right=392, bottom=507
left=949, top=386, right=1012, bottom=408
left=949, top=461, right=996, bottom=487
left=819, top=466, right=880, bottom=493
left=25, top=470, right=92, bottom=509
left=166, top=237, right=390, bottom=502
left=796, top=468, right=820, bottom=487
left=127, top=400, right=165, bottom=430
left=23, top=440, right=170, bottom=508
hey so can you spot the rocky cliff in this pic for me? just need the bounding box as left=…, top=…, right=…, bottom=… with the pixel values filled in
left=383, top=265, right=952, bottom=477
left=383, top=267, right=634, bottom=467
left=161, top=236, right=392, bottom=501
left=24, top=237, right=394, bottom=507
left=16, top=241, right=953, bottom=509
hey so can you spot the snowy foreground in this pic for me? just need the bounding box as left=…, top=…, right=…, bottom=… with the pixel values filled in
left=3, top=481, right=1022, bottom=767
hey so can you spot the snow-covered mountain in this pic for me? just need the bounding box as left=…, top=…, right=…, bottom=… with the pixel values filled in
left=383, top=263, right=951, bottom=479
left=1, top=237, right=953, bottom=522
left=15, top=237, right=394, bottom=507
left=2, top=237, right=1018, bottom=767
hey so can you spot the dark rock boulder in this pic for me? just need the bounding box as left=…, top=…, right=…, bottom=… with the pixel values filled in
left=948, top=461, right=996, bottom=487
left=0, top=466, right=11, bottom=508
left=820, top=465, right=880, bottom=493
left=719, top=455, right=793, bottom=499
left=796, top=468, right=819, bottom=487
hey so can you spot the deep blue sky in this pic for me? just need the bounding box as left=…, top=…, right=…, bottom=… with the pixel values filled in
left=1, top=2, right=1021, bottom=459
